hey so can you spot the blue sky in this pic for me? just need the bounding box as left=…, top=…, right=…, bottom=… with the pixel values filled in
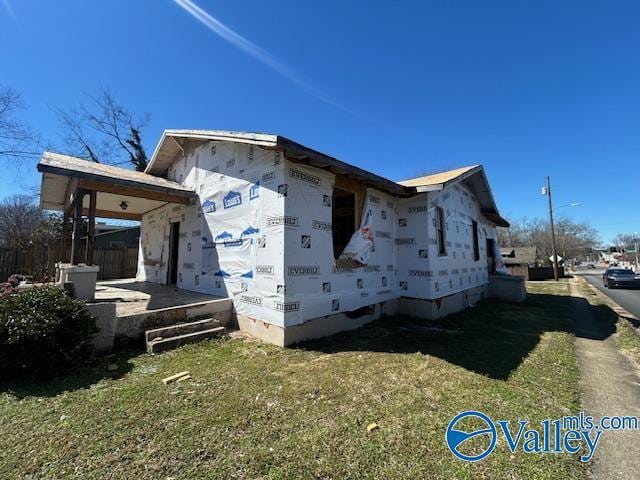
left=1, top=0, right=638, bottom=242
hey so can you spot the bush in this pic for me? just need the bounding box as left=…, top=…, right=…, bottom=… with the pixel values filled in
left=0, top=286, right=97, bottom=378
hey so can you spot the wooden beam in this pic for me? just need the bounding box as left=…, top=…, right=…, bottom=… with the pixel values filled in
left=81, top=208, right=142, bottom=221
left=86, top=191, right=97, bottom=266
left=70, top=189, right=85, bottom=265
left=60, top=212, right=70, bottom=263
left=62, top=178, right=78, bottom=215
left=77, top=179, right=192, bottom=205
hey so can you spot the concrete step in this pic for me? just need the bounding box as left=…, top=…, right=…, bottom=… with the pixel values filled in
left=145, top=318, right=221, bottom=344
left=147, top=326, right=226, bottom=354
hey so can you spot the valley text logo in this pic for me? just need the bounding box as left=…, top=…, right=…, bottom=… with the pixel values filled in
left=446, top=410, right=639, bottom=463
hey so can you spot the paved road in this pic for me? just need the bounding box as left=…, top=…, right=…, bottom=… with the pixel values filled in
left=581, top=272, right=640, bottom=319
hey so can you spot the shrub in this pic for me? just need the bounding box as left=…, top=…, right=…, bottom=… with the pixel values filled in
left=0, top=286, right=98, bottom=378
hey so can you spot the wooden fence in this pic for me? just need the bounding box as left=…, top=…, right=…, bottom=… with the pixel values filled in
left=505, top=265, right=565, bottom=280
left=0, top=245, right=138, bottom=282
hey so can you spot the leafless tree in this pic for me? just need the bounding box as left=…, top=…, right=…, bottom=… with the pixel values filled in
left=0, top=87, right=39, bottom=162
left=56, top=88, right=149, bottom=171
left=0, top=195, right=62, bottom=251
left=498, top=216, right=599, bottom=263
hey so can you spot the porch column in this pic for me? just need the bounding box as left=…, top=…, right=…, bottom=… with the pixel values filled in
left=85, top=190, right=97, bottom=266
left=60, top=212, right=69, bottom=262
left=70, top=189, right=85, bottom=265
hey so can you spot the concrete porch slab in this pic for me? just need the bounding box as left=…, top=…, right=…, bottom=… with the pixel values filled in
left=92, top=279, right=226, bottom=317
left=87, top=279, right=234, bottom=353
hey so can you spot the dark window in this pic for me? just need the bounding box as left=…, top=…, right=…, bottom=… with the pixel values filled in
left=436, top=207, right=446, bottom=255
left=332, top=187, right=356, bottom=258
left=472, top=220, right=480, bottom=261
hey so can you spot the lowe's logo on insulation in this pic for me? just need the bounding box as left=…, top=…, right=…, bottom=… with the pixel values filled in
left=250, top=182, right=260, bottom=200
left=215, top=231, right=234, bottom=241
left=241, top=226, right=260, bottom=237
left=289, top=168, right=321, bottom=186
left=240, top=295, right=262, bottom=306
left=213, top=270, right=231, bottom=277
left=267, top=216, right=299, bottom=227
left=223, top=191, right=242, bottom=209
left=202, top=199, right=216, bottom=213
left=241, top=271, right=253, bottom=278
left=288, top=266, right=320, bottom=276
left=274, top=301, right=300, bottom=312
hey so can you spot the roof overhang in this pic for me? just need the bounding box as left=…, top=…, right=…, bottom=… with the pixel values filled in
left=400, top=165, right=510, bottom=228
left=147, top=130, right=409, bottom=196
left=38, top=152, right=197, bottom=220
left=144, top=129, right=508, bottom=226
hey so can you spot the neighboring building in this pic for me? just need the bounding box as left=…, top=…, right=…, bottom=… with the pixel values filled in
left=501, top=246, right=537, bottom=265
left=38, top=130, right=511, bottom=346
left=82, top=224, right=140, bottom=248
left=500, top=246, right=565, bottom=279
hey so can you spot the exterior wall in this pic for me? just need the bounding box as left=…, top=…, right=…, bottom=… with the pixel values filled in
left=396, top=183, right=497, bottom=300
left=137, top=140, right=287, bottom=327
left=137, top=140, right=500, bottom=342
left=281, top=159, right=398, bottom=327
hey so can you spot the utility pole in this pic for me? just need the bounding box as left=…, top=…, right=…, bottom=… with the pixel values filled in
left=634, top=232, right=639, bottom=272
left=543, top=176, right=560, bottom=281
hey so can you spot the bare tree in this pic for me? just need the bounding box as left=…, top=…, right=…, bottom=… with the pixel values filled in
left=498, top=216, right=599, bottom=263
left=0, top=87, right=39, bottom=161
left=56, top=88, right=149, bottom=171
left=0, top=195, right=61, bottom=251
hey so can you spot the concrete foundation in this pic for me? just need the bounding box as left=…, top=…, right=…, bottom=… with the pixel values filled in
left=238, top=299, right=399, bottom=347
left=397, top=284, right=489, bottom=320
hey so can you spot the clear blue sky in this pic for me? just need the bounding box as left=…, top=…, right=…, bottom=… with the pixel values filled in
left=1, top=0, right=638, bottom=242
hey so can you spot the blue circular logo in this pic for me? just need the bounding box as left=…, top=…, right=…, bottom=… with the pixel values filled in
left=446, top=410, right=497, bottom=462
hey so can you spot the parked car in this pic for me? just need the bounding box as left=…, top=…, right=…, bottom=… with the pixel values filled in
left=586, top=263, right=596, bottom=269
left=602, top=268, right=640, bottom=289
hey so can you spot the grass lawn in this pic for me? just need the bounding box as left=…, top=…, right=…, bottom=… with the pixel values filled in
left=0, top=281, right=585, bottom=479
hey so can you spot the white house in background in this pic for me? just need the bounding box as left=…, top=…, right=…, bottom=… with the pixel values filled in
left=133, top=130, right=509, bottom=345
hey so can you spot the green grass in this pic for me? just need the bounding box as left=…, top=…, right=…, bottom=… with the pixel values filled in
left=0, top=282, right=584, bottom=479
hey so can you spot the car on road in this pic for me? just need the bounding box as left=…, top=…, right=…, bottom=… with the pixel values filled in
left=586, top=262, right=596, bottom=269
left=602, top=268, right=640, bottom=289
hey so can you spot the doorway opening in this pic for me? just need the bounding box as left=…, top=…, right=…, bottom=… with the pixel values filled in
left=332, top=187, right=356, bottom=258
left=168, top=222, right=180, bottom=285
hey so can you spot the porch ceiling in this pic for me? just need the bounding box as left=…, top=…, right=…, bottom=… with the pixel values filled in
left=38, top=152, right=197, bottom=220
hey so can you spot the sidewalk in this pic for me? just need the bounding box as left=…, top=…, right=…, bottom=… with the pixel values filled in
left=570, top=279, right=640, bottom=479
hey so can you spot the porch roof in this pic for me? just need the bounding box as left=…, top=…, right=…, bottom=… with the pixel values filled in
left=38, top=152, right=196, bottom=220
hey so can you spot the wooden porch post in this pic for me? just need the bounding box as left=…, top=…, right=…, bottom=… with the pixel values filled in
left=60, top=212, right=69, bottom=263
left=70, top=189, right=84, bottom=265
left=86, top=190, right=97, bottom=266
